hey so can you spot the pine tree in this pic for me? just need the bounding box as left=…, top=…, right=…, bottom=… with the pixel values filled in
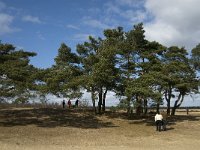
left=42, top=43, right=82, bottom=101
left=0, top=43, right=36, bottom=103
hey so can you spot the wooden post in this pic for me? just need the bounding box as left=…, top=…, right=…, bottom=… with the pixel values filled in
left=186, top=107, right=189, bottom=115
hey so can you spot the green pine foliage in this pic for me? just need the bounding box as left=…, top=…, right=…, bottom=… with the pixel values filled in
left=1, top=23, right=199, bottom=116
left=191, top=43, right=200, bottom=71
left=0, top=43, right=37, bottom=103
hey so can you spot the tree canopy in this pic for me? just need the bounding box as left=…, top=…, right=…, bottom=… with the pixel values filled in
left=0, top=43, right=36, bottom=103
left=1, top=23, right=199, bottom=115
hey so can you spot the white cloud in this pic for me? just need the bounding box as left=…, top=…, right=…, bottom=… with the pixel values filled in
left=66, top=24, right=80, bottom=30
left=0, top=13, right=15, bottom=35
left=103, top=0, right=200, bottom=49
left=104, top=2, right=121, bottom=14
left=145, top=22, right=182, bottom=46
left=37, top=31, right=46, bottom=40
left=120, top=9, right=147, bottom=23
left=73, top=33, right=93, bottom=41
left=16, top=45, right=24, bottom=50
left=83, top=17, right=110, bottom=29
left=22, top=15, right=42, bottom=24
left=104, top=1, right=147, bottom=26
left=144, top=0, right=200, bottom=50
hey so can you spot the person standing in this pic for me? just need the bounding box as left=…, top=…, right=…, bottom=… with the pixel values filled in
left=62, top=100, right=65, bottom=109
left=155, top=112, right=163, bottom=132
left=68, top=100, right=71, bottom=108
left=75, top=99, right=79, bottom=107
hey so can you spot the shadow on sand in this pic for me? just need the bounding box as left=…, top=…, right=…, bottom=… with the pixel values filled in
left=0, top=107, right=199, bottom=130
left=104, top=110, right=200, bottom=131
left=0, top=108, right=118, bottom=129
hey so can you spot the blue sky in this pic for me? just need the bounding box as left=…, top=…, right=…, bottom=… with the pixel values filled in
left=1, top=0, right=200, bottom=106
left=1, top=0, right=146, bottom=68
left=1, top=0, right=200, bottom=69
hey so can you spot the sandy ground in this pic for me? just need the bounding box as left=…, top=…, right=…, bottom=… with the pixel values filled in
left=0, top=107, right=200, bottom=150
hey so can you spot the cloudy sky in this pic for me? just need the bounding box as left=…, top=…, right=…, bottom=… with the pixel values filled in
left=1, top=0, right=200, bottom=68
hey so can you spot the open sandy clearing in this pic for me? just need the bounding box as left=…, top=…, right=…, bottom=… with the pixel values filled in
left=0, top=107, right=200, bottom=150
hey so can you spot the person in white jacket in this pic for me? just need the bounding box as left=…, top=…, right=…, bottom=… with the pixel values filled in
left=155, top=113, right=163, bottom=131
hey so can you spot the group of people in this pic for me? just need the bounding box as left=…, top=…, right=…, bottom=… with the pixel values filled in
left=154, top=111, right=167, bottom=132
left=62, top=99, right=79, bottom=109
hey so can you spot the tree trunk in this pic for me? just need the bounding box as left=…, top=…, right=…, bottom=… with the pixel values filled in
left=167, top=99, right=170, bottom=115
left=91, top=88, right=96, bottom=114
left=127, top=97, right=131, bottom=114
left=156, top=103, right=160, bottom=113
left=171, top=103, right=177, bottom=116
left=98, top=87, right=103, bottom=114
left=102, top=89, right=107, bottom=113
left=144, top=99, right=148, bottom=114
left=126, top=53, right=131, bottom=115
left=92, top=100, right=96, bottom=114
left=165, top=87, right=172, bottom=115
left=171, top=93, right=185, bottom=116
left=136, top=96, right=143, bottom=115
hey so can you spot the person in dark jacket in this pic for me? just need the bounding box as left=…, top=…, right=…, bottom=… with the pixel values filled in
left=68, top=100, right=71, bottom=108
left=75, top=99, right=79, bottom=107
left=62, top=100, right=65, bottom=108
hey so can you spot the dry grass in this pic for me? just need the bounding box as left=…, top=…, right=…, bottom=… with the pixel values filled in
left=0, top=107, right=200, bottom=150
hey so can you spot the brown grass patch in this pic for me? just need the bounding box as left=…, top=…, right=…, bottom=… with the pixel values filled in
left=0, top=107, right=200, bottom=150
